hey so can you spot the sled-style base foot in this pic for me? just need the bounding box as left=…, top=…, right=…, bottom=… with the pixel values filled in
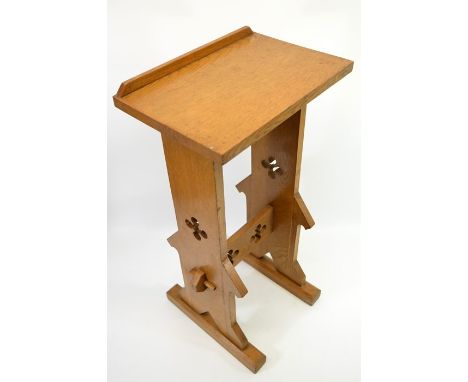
left=167, top=284, right=266, bottom=373
left=242, top=253, right=321, bottom=306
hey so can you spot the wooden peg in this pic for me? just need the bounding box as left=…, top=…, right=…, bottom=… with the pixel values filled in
left=190, top=268, right=216, bottom=292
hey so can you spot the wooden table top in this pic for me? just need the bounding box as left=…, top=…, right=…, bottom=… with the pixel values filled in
left=114, top=27, right=353, bottom=163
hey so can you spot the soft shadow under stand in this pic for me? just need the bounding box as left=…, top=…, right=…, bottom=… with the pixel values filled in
left=113, top=26, right=353, bottom=373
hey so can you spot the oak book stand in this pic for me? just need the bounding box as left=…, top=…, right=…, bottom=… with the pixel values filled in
left=114, top=26, right=353, bottom=373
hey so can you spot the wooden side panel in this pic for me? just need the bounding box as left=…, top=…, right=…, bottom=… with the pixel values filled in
left=162, top=134, right=248, bottom=349
left=238, top=107, right=314, bottom=286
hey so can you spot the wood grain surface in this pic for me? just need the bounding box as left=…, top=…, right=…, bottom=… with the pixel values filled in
left=114, top=26, right=353, bottom=163
left=113, top=27, right=353, bottom=372
left=163, top=135, right=248, bottom=350
left=236, top=107, right=321, bottom=303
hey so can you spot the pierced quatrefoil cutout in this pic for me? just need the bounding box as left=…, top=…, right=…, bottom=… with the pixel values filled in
left=226, top=249, right=240, bottom=263
left=185, top=217, right=208, bottom=241
left=261, top=157, right=284, bottom=179
left=250, top=224, right=267, bottom=243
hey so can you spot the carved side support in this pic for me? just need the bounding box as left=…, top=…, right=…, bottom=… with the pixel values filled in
left=236, top=107, right=321, bottom=305
left=162, top=134, right=265, bottom=373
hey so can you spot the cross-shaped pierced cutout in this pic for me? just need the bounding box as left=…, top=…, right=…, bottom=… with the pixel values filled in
left=250, top=224, right=267, bottom=243
left=185, top=217, right=208, bottom=241
left=227, top=249, right=240, bottom=263
left=261, top=156, right=283, bottom=179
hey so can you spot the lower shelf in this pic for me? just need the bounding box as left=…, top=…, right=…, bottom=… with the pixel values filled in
left=242, top=253, right=321, bottom=305
left=166, top=284, right=266, bottom=373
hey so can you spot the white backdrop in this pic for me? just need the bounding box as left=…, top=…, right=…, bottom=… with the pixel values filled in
left=108, top=1, right=360, bottom=381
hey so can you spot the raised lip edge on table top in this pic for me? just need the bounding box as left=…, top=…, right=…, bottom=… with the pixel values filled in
left=115, top=26, right=253, bottom=98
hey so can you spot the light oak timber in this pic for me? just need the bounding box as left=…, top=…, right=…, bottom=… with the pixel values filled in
left=113, top=26, right=353, bottom=373
left=116, top=26, right=253, bottom=97
left=114, top=27, right=353, bottom=164
left=242, top=254, right=321, bottom=306
left=167, top=284, right=266, bottom=373
left=236, top=108, right=317, bottom=289
left=163, top=135, right=248, bottom=350
left=227, top=204, right=273, bottom=266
